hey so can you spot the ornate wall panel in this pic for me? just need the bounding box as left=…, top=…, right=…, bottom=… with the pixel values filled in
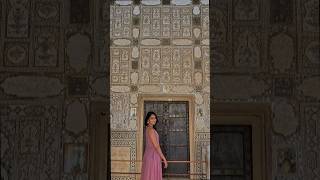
left=111, top=48, right=131, bottom=85
left=111, top=131, right=136, bottom=180
left=0, top=100, right=62, bottom=180
left=211, top=0, right=320, bottom=179
left=6, top=0, right=30, bottom=38
left=1, top=0, right=64, bottom=73
left=33, top=27, right=61, bottom=67
left=34, top=1, right=61, bottom=25
left=194, top=132, right=210, bottom=179
left=111, top=93, right=131, bottom=130
left=0, top=0, right=103, bottom=179
left=301, top=0, right=319, bottom=33
left=110, top=1, right=210, bottom=179
left=301, top=103, right=320, bottom=179
left=0, top=0, right=318, bottom=179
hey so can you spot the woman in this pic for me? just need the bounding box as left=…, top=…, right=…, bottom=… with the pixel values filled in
left=141, top=112, right=168, bottom=180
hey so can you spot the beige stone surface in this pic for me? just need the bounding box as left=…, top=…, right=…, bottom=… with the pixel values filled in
left=113, top=39, right=131, bottom=46
left=111, top=147, right=131, bottom=172
left=141, top=39, right=161, bottom=46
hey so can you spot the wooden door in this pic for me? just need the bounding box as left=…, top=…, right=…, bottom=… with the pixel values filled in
left=144, top=101, right=190, bottom=177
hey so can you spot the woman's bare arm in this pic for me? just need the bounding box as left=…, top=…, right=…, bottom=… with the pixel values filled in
left=147, top=128, right=167, bottom=162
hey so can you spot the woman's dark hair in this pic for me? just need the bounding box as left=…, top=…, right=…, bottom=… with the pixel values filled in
left=144, top=111, right=158, bottom=129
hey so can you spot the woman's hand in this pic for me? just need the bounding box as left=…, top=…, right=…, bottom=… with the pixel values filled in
left=163, top=159, right=168, bottom=169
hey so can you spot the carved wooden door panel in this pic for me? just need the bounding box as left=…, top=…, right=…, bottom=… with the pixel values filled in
left=144, top=101, right=190, bottom=177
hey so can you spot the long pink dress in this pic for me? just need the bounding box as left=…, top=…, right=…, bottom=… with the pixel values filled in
left=141, top=128, right=162, bottom=180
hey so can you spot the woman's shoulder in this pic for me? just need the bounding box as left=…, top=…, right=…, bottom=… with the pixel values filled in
left=146, top=127, right=156, bottom=133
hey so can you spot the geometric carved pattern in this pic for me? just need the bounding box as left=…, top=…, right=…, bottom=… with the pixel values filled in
left=233, top=28, right=260, bottom=68
left=111, top=176, right=135, bottom=180
left=68, top=76, right=89, bottom=97
left=6, top=0, right=30, bottom=38
left=201, top=6, right=209, bottom=38
left=301, top=39, right=320, bottom=74
left=2, top=0, right=64, bottom=73
left=202, top=46, right=210, bottom=86
left=302, top=0, right=320, bottom=32
left=111, top=131, right=136, bottom=173
left=111, top=131, right=136, bottom=140
left=194, top=132, right=210, bottom=141
left=140, top=47, right=160, bottom=84
left=0, top=101, right=62, bottom=180
left=4, top=42, right=29, bottom=67
left=195, top=141, right=209, bottom=179
left=111, top=93, right=130, bottom=130
left=34, top=27, right=60, bottom=67
left=273, top=76, right=294, bottom=97
left=20, top=118, right=41, bottom=154
left=269, top=33, right=294, bottom=73
left=302, top=104, right=320, bottom=179
left=141, top=6, right=192, bottom=38
left=140, top=47, right=193, bottom=84
left=195, top=138, right=210, bottom=180
left=34, top=1, right=60, bottom=24
left=110, top=6, right=132, bottom=38
left=141, top=7, right=164, bottom=38
left=111, top=48, right=131, bottom=85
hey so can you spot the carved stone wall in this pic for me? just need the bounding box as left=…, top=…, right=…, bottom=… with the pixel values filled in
left=210, top=0, right=319, bottom=179
left=0, top=0, right=109, bottom=179
left=110, top=0, right=210, bottom=179
left=1, top=0, right=318, bottom=180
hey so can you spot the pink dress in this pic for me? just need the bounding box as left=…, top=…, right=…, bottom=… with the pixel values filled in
left=141, top=128, right=162, bottom=180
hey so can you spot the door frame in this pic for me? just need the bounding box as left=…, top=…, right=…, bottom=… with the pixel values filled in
left=89, top=101, right=109, bottom=180
left=137, top=94, right=195, bottom=179
left=212, top=102, right=272, bottom=180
